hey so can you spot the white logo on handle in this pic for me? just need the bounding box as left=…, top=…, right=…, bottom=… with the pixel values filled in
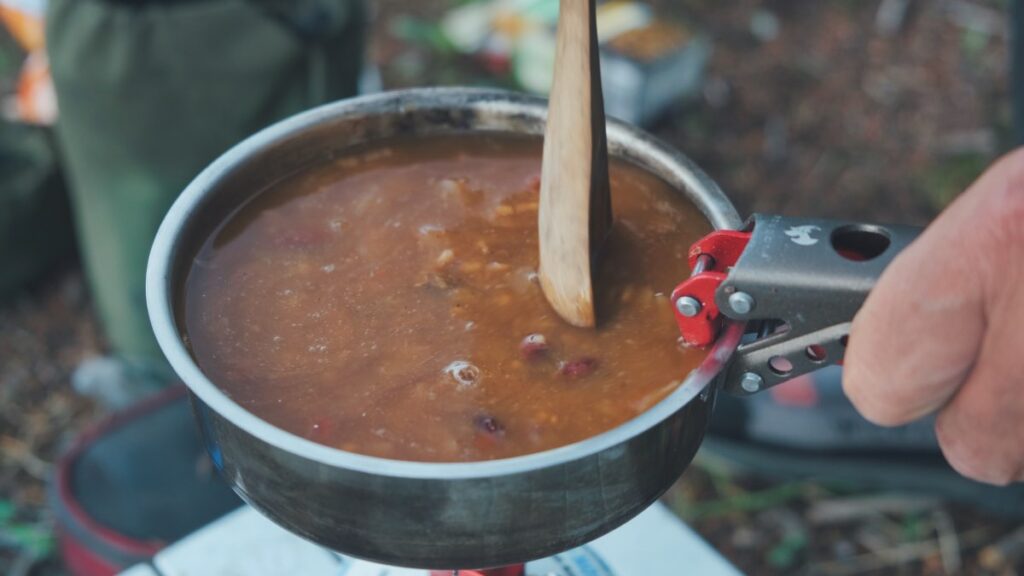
left=785, top=225, right=821, bottom=246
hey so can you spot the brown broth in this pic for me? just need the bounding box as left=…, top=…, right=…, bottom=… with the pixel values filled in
left=182, top=135, right=711, bottom=462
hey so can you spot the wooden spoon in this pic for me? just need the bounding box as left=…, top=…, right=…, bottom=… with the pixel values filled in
left=538, top=0, right=613, bottom=329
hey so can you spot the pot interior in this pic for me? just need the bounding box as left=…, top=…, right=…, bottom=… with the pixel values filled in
left=169, top=94, right=737, bottom=461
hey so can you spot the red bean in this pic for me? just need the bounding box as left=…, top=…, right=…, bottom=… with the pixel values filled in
left=519, top=333, right=549, bottom=360
left=525, top=174, right=541, bottom=194
left=560, top=357, right=598, bottom=378
left=474, top=414, right=505, bottom=437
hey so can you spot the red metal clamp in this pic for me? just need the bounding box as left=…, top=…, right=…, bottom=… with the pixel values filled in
left=670, top=230, right=751, bottom=347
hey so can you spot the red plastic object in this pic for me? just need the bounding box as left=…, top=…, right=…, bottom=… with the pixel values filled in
left=52, top=385, right=240, bottom=576
left=671, top=230, right=751, bottom=347
left=431, top=566, right=525, bottom=576
left=53, top=390, right=182, bottom=576
left=58, top=532, right=122, bottom=576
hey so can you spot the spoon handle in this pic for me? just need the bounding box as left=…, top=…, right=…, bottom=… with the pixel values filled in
left=538, top=0, right=612, bottom=329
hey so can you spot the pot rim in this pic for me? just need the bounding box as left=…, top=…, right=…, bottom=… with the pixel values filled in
left=146, top=87, right=743, bottom=481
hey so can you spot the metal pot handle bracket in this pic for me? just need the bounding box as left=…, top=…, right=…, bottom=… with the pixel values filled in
left=672, top=214, right=922, bottom=396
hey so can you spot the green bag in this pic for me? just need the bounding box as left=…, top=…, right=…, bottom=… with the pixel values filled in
left=0, top=122, right=73, bottom=301
left=47, top=0, right=365, bottom=369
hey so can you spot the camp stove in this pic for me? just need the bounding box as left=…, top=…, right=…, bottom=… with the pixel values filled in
left=117, top=503, right=740, bottom=576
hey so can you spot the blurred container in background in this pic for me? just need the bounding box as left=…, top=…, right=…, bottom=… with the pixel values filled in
left=442, top=0, right=710, bottom=126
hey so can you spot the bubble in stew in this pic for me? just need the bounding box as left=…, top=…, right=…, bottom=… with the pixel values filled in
left=182, top=135, right=711, bottom=462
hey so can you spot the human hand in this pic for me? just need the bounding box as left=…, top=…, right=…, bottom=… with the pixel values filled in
left=844, top=149, right=1024, bottom=485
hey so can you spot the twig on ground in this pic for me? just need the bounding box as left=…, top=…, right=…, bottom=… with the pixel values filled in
left=807, top=494, right=939, bottom=525
left=932, top=508, right=962, bottom=574
left=0, top=436, right=50, bottom=481
left=979, top=524, right=1024, bottom=571
left=934, top=129, right=997, bottom=157
left=811, top=541, right=939, bottom=576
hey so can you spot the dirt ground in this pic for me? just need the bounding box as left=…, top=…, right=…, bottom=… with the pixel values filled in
left=1, top=0, right=1021, bottom=575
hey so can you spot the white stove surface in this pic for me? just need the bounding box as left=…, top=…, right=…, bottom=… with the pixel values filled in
left=119, top=503, right=742, bottom=576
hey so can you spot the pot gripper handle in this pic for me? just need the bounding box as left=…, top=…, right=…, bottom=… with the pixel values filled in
left=672, top=214, right=922, bottom=396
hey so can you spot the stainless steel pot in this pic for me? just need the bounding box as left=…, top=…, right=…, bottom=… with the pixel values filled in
left=146, top=88, right=743, bottom=569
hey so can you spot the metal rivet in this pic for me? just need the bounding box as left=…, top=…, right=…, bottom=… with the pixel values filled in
left=728, top=291, right=755, bottom=315
left=740, top=372, right=763, bottom=393
left=675, top=296, right=702, bottom=317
